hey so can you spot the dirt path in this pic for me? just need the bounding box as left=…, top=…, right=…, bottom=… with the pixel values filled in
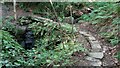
left=71, top=23, right=119, bottom=66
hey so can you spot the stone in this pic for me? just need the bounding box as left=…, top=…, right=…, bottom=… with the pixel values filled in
left=88, top=52, right=104, bottom=59
left=85, top=56, right=100, bottom=62
left=90, top=40, right=100, bottom=45
left=79, top=31, right=92, bottom=37
left=90, top=41, right=102, bottom=51
left=85, top=56, right=102, bottom=66
left=88, top=36, right=96, bottom=41
left=90, top=61, right=102, bottom=66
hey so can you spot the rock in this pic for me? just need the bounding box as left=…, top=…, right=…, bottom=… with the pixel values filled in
left=79, top=31, right=92, bottom=37
left=88, top=52, right=104, bottom=59
left=85, top=56, right=99, bottom=61
left=90, top=61, right=102, bottom=66
left=85, top=56, right=102, bottom=66
left=88, top=36, right=96, bottom=41
left=90, top=41, right=102, bottom=51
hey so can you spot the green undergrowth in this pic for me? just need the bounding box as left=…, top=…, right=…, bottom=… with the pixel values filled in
left=1, top=16, right=86, bottom=66
left=2, top=2, right=120, bottom=65
left=80, top=2, right=120, bottom=46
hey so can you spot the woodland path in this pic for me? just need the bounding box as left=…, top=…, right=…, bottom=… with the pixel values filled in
left=71, top=23, right=119, bottom=66
left=1, top=4, right=119, bottom=66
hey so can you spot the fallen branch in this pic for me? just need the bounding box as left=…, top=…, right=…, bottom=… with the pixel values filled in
left=32, top=15, right=60, bottom=24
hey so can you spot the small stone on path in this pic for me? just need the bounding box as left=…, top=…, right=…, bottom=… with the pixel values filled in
left=90, top=41, right=102, bottom=51
left=85, top=56, right=100, bottom=61
left=88, top=36, right=96, bottom=41
left=79, top=31, right=92, bottom=37
left=90, top=61, right=102, bottom=66
left=85, top=56, right=102, bottom=66
left=88, top=52, right=104, bottom=59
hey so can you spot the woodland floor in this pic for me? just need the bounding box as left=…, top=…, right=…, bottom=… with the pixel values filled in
left=1, top=3, right=120, bottom=66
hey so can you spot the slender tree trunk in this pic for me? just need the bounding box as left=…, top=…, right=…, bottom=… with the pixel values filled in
left=13, top=0, right=17, bottom=20
left=69, top=4, right=74, bottom=34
